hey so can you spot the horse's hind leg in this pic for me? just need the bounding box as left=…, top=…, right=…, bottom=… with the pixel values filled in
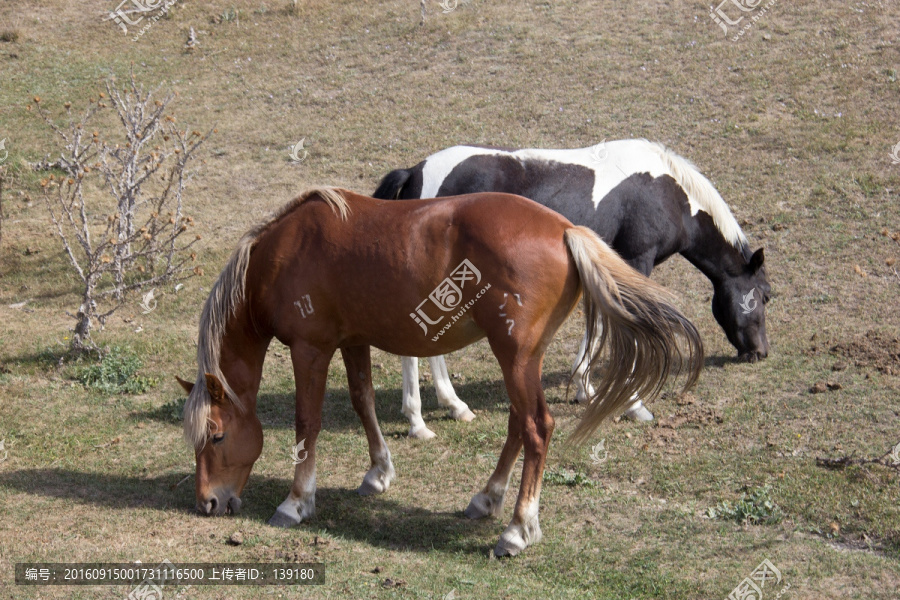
left=466, top=350, right=553, bottom=557
left=500, top=361, right=553, bottom=556
left=429, top=356, right=475, bottom=422
left=572, top=330, right=653, bottom=421
left=464, top=411, right=522, bottom=519
left=343, top=346, right=396, bottom=495
left=401, top=356, right=436, bottom=439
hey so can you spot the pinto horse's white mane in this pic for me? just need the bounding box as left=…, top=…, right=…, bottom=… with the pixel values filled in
left=419, top=140, right=748, bottom=250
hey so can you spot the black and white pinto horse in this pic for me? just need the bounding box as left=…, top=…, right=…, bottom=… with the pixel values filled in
left=373, top=139, right=770, bottom=438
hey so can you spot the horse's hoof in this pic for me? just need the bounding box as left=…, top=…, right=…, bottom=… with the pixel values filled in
left=357, top=479, right=385, bottom=496
left=408, top=426, right=437, bottom=440
left=464, top=492, right=496, bottom=519
left=267, top=510, right=301, bottom=528
left=452, top=407, right=476, bottom=422
left=623, top=404, right=654, bottom=422
left=494, top=533, right=526, bottom=557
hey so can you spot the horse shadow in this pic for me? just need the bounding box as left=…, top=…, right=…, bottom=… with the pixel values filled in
left=141, top=351, right=740, bottom=433
left=141, top=377, right=512, bottom=433
left=0, top=468, right=496, bottom=555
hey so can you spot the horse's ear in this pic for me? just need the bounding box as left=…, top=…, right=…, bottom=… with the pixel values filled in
left=748, top=248, right=765, bottom=274
left=204, top=373, right=227, bottom=404
left=175, top=375, right=194, bottom=394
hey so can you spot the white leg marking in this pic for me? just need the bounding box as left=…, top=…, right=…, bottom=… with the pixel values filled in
left=622, top=397, right=654, bottom=421
left=430, top=356, right=475, bottom=422
left=572, top=334, right=596, bottom=403
left=401, top=357, right=436, bottom=439
left=464, top=481, right=508, bottom=520
left=358, top=446, right=396, bottom=496
left=496, top=500, right=542, bottom=557
left=268, top=469, right=316, bottom=527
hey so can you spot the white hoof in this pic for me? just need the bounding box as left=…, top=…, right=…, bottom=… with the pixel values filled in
left=495, top=518, right=541, bottom=557
left=408, top=426, right=437, bottom=440
left=622, top=403, right=654, bottom=422
left=268, top=496, right=314, bottom=527
left=464, top=491, right=504, bottom=519
left=450, top=407, right=476, bottom=422
left=358, top=464, right=395, bottom=496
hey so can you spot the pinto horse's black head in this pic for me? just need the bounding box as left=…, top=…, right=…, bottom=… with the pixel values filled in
left=711, top=247, right=770, bottom=362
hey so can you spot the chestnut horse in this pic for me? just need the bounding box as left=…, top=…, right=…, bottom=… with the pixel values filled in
left=179, top=187, right=703, bottom=556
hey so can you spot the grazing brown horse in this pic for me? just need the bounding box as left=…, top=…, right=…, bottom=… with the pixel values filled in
left=179, top=187, right=703, bottom=556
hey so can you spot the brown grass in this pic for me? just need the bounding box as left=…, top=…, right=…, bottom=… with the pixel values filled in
left=1, top=0, right=899, bottom=598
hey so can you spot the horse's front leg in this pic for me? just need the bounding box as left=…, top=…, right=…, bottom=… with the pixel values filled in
left=268, top=344, right=333, bottom=528
left=344, top=346, right=395, bottom=495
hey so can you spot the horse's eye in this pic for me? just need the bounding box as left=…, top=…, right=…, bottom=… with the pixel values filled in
left=211, top=432, right=226, bottom=444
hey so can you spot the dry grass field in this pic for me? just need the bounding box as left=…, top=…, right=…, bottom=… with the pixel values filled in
left=1, top=0, right=899, bottom=598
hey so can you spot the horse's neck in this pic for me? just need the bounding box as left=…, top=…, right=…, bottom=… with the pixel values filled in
left=680, top=214, right=746, bottom=286
left=219, top=322, right=273, bottom=404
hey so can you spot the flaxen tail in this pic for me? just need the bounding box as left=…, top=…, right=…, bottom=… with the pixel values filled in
left=564, top=226, right=703, bottom=444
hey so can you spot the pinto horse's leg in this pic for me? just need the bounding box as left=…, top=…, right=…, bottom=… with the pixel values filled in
left=572, top=334, right=597, bottom=404
left=268, top=345, right=333, bottom=528
left=429, top=356, right=476, bottom=422
left=343, top=346, right=396, bottom=495
left=401, top=357, right=436, bottom=439
left=572, top=331, right=654, bottom=422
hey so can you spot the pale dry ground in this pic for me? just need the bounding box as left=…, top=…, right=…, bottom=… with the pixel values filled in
left=1, top=0, right=899, bottom=598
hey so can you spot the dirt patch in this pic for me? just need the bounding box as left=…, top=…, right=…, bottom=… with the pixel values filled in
left=830, top=331, right=900, bottom=376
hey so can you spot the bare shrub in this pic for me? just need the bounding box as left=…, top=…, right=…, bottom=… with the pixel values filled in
left=33, top=71, right=210, bottom=354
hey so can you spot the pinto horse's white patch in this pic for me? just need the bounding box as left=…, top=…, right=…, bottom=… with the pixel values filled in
left=421, top=140, right=747, bottom=250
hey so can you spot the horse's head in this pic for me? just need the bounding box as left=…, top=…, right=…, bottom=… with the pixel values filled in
left=177, top=374, right=263, bottom=516
left=711, top=247, right=771, bottom=363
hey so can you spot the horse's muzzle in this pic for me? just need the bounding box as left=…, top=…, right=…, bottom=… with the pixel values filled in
left=197, top=493, right=242, bottom=516
left=739, top=349, right=768, bottom=363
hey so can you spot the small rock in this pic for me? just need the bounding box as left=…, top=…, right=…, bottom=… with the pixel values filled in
left=826, top=381, right=843, bottom=391
left=382, top=578, right=406, bottom=589
left=809, top=382, right=828, bottom=394
left=829, top=522, right=840, bottom=535
left=772, top=223, right=785, bottom=231
left=372, top=566, right=383, bottom=574
left=831, top=362, right=847, bottom=372
left=762, top=32, right=772, bottom=40
left=227, top=532, right=244, bottom=546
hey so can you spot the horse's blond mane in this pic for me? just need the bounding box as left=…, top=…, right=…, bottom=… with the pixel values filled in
left=183, top=187, right=349, bottom=449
